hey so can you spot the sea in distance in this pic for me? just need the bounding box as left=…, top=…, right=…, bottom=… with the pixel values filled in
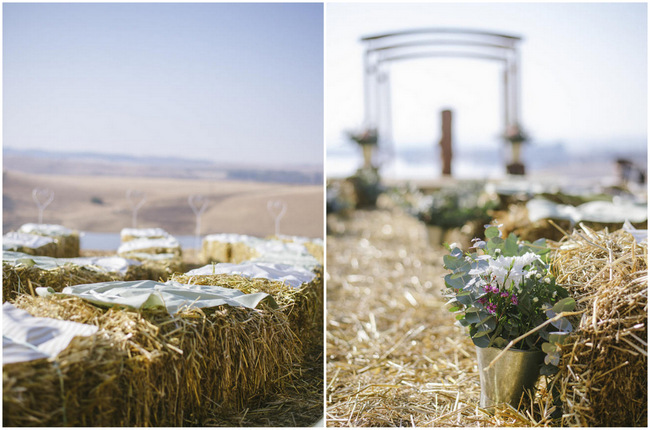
left=327, top=138, right=647, bottom=184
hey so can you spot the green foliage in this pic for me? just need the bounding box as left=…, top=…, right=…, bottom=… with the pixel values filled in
left=443, top=225, right=575, bottom=376
left=415, top=183, right=497, bottom=229
left=348, top=167, right=383, bottom=208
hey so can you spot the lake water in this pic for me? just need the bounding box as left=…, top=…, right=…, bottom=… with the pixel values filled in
left=81, top=232, right=201, bottom=251
left=327, top=142, right=646, bottom=183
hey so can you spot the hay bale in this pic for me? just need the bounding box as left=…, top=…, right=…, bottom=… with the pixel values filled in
left=4, top=289, right=302, bottom=426
left=201, top=234, right=260, bottom=264
left=120, top=227, right=171, bottom=243
left=172, top=263, right=323, bottom=347
left=17, top=223, right=80, bottom=258
left=547, top=225, right=647, bottom=426
left=201, top=234, right=322, bottom=271
left=117, top=236, right=182, bottom=258
left=267, top=234, right=324, bottom=265
left=2, top=252, right=121, bottom=302
left=3, top=232, right=59, bottom=258
left=119, top=252, right=184, bottom=282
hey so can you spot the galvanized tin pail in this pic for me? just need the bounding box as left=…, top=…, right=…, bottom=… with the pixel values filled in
left=476, top=346, right=544, bottom=408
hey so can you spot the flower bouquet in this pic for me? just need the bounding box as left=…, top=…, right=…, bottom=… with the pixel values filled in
left=443, top=225, right=576, bottom=393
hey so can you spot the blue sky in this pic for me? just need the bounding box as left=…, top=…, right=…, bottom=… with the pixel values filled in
left=4, top=3, right=324, bottom=167
left=326, top=2, right=647, bottom=153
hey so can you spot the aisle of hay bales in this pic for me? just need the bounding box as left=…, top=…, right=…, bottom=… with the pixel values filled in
left=3, top=228, right=324, bottom=427
left=326, top=196, right=534, bottom=427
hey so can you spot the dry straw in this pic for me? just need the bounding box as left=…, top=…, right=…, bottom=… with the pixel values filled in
left=171, top=270, right=324, bottom=348
left=3, top=292, right=303, bottom=426
left=2, top=262, right=120, bottom=302
left=7, top=241, right=59, bottom=259
left=200, top=240, right=258, bottom=264
left=326, top=196, right=646, bottom=427
left=48, top=232, right=81, bottom=258
left=542, top=223, right=647, bottom=426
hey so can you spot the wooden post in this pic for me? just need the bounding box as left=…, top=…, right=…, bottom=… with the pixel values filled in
left=439, top=109, right=453, bottom=176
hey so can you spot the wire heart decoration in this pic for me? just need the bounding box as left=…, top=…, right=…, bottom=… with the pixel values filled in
left=32, top=188, right=54, bottom=224
left=267, top=200, right=287, bottom=236
left=126, top=189, right=146, bottom=228
left=188, top=194, right=209, bottom=216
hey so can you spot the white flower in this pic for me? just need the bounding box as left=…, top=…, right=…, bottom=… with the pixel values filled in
left=536, top=273, right=542, bottom=279
left=533, top=297, right=539, bottom=303
left=544, top=277, right=551, bottom=284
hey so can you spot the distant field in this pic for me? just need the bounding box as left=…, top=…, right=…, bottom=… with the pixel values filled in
left=3, top=169, right=324, bottom=239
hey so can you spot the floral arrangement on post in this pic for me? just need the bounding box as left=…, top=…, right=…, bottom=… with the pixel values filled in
left=443, top=225, right=576, bottom=376
left=348, top=128, right=378, bottom=146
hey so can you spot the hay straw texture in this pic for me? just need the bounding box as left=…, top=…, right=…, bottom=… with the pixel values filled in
left=201, top=235, right=259, bottom=264
left=2, top=260, right=119, bottom=302
left=120, top=227, right=171, bottom=243
left=493, top=203, right=647, bottom=243
left=171, top=270, right=324, bottom=349
left=327, top=196, right=647, bottom=427
left=326, top=198, right=539, bottom=427
left=17, top=224, right=81, bottom=258
left=3, top=292, right=305, bottom=426
left=3, top=232, right=59, bottom=258
left=547, top=224, right=647, bottom=426
left=122, top=253, right=185, bottom=282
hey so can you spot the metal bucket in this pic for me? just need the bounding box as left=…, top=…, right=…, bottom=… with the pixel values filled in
left=476, top=346, right=544, bottom=408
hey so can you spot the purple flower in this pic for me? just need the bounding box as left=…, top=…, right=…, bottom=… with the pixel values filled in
left=511, top=295, right=519, bottom=305
left=500, top=291, right=509, bottom=298
left=478, top=296, right=488, bottom=305
left=486, top=303, right=497, bottom=314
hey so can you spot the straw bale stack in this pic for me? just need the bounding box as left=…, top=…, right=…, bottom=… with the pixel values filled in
left=4, top=291, right=302, bottom=426
left=268, top=234, right=325, bottom=265
left=172, top=267, right=323, bottom=348
left=547, top=225, right=647, bottom=426
left=201, top=234, right=260, bottom=264
left=117, top=236, right=182, bottom=258
left=3, top=232, right=59, bottom=258
left=2, top=254, right=120, bottom=302
left=120, top=252, right=185, bottom=282
left=201, top=234, right=323, bottom=272
left=494, top=199, right=647, bottom=243
left=120, top=227, right=171, bottom=242
left=17, top=223, right=80, bottom=258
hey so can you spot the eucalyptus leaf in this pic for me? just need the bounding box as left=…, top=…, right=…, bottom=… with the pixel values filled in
left=464, top=312, right=481, bottom=324
left=551, top=317, right=572, bottom=332
left=503, top=234, right=519, bottom=256
left=540, top=363, right=559, bottom=376
left=443, top=255, right=463, bottom=270
left=444, top=274, right=467, bottom=290
left=456, top=293, right=473, bottom=307
left=450, top=271, right=468, bottom=280
left=542, top=342, right=557, bottom=354
left=551, top=297, right=576, bottom=313
left=472, top=335, right=491, bottom=348
left=544, top=353, right=560, bottom=366
left=485, top=226, right=500, bottom=239
left=549, top=332, right=569, bottom=344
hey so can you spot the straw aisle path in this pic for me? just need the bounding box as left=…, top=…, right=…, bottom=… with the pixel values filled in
left=325, top=198, right=531, bottom=427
